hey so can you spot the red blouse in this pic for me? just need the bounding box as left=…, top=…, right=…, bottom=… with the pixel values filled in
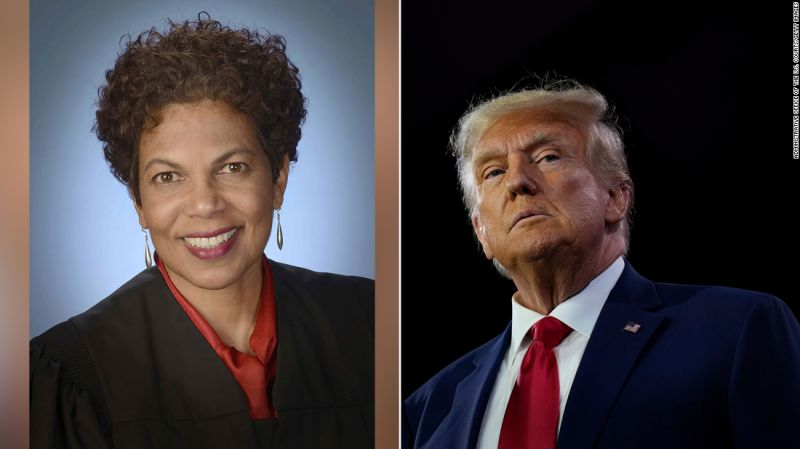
left=155, top=255, right=278, bottom=419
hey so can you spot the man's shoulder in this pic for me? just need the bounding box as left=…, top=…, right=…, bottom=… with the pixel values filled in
left=653, top=280, right=790, bottom=319
left=403, top=328, right=509, bottom=448
left=620, top=262, right=792, bottom=321
left=621, top=271, right=798, bottom=364
left=405, top=327, right=508, bottom=410
left=655, top=281, right=772, bottom=300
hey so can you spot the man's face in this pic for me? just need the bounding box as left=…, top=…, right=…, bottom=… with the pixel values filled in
left=471, top=108, right=620, bottom=273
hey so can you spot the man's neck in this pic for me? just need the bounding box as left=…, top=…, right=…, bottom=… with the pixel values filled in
left=510, top=244, right=622, bottom=315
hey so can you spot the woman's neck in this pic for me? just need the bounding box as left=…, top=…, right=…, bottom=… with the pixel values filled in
left=166, top=260, right=263, bottom=354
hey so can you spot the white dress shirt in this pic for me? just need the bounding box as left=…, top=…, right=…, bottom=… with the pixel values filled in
left=475, top=257, right=625, bottom=449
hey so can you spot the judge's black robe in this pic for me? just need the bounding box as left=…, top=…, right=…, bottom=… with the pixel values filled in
left=30, top=260, right=374, bottom=449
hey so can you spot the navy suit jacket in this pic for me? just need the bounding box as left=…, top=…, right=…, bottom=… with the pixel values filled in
left=403, top=262, right=800, bottom=449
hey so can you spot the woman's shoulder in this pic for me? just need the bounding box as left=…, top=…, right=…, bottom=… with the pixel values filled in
left=32, top=267, right=168, bottom=346
left=30, top=320, right=113, bottom=446
left=30, top=320, right=105, bottom=401
left=81, top=266, right=167, bottom=316
left=31, top=319, right=85, bottom=356
left=269, top=259, right=374, bottom=334
left=269, top=259, right=374, bottom=299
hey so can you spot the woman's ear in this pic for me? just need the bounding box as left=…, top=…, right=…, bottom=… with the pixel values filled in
left=132, top=190, right=148, bottom=229
left=273, top=154, right=290, bottom=209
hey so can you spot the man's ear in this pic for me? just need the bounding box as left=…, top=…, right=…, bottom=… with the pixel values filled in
left=605, top=182, right=631, bottom=225
left=471, top=213, right=494, bottom=260
left=272, top=154, right=290, bottom=210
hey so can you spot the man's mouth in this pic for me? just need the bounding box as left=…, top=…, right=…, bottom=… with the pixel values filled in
left=511, top=211, right=547, bottom=229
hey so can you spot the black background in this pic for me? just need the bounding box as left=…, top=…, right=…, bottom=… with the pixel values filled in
left=401, top=0, right=797, bottom=397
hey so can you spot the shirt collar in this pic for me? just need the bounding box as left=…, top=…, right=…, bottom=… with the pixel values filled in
left=509, top=256, right=625, bottom=353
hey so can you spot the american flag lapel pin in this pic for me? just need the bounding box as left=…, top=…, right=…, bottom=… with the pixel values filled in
left=623, top=322, right=641, bottom=334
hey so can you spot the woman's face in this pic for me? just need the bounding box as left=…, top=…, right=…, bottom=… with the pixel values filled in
left=135, top=99, right=288, bottom=294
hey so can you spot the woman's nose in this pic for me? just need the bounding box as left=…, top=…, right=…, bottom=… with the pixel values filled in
left=185, top=178, right=225, bottom=218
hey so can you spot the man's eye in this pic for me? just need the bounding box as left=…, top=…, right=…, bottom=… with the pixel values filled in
left=220, top=162, right=246, bottom=174
left=485, top=168, right=505, bottom=179
left=538, top=154, right=560, bottom=164
left=153, top=172, right=178, bottom=184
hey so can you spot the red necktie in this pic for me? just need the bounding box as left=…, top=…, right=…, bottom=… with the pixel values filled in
left=499, top=316, right=573, bottom=449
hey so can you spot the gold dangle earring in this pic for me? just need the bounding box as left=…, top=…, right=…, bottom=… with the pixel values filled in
left=276, top=208, right=284, bottom=250
left=142, top=227, right=153, bottom=268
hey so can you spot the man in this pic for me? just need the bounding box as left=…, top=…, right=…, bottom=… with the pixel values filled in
left=403, top=82, right=800, bottom=449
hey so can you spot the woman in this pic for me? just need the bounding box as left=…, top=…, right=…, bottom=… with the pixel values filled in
left=30, top=15, right=374, bottom=449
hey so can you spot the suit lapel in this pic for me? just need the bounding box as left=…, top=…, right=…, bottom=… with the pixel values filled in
left=557, top=262, right=665, bottom=449
left=424, top=325, right=510, bottom=449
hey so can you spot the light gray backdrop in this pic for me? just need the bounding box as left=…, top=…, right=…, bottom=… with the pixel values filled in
left=30, top=0, right=374, bottom=336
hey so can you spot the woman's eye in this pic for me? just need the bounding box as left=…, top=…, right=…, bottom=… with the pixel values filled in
left=153, top=172, right=178, bottom=184
left=220, top=162, right=246, bottom=174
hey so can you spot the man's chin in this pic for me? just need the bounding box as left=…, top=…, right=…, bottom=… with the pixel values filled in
left=501, top=245, right=569, bottom=272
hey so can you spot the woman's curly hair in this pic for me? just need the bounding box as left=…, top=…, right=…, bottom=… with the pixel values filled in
left=94, top=13, right=306, bottom=204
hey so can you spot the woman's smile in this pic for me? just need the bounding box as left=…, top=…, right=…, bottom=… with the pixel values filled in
left=182, top=227, right=241, bottom=260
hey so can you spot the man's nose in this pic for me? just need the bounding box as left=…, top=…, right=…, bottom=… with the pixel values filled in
left=185, top=177, right=225, bottom=218
left=505, top=152, right=539, bottom=198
